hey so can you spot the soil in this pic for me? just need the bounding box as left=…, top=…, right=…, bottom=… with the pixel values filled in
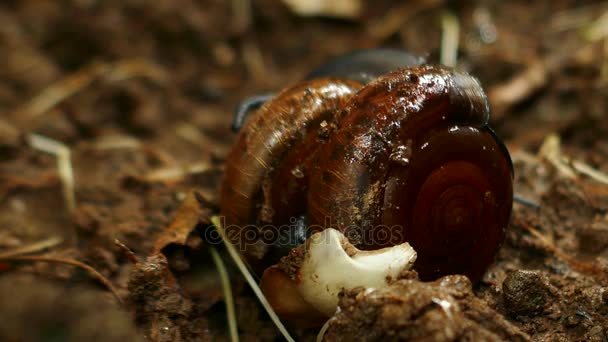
left=1, top=0, right=608, bottom=341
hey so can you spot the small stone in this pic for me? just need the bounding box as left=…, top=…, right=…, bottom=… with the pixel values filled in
left=503, top=270, right=552, bottom=316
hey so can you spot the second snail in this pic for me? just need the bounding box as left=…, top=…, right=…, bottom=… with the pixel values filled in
left=219, top=49, right=513, bottom=321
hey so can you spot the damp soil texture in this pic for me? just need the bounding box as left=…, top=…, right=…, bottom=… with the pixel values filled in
left=1, top=1, right=608, bottom=341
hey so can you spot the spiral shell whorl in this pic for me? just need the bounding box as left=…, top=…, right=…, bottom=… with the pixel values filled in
left=308, top=66, right=513, bottom=281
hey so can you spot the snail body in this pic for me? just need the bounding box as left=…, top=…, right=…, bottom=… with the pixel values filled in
left=305, top=48, right=425, bottom=83
left=220, top=51, right=513, bottom=285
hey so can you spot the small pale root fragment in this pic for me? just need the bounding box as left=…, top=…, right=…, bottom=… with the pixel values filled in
left=297, top=228, right=417, bottom=316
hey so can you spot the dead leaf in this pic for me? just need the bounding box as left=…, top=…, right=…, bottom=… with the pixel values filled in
left=152, top=191, right=208, bottom=253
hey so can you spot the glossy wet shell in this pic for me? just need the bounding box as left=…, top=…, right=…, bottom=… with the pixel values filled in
left=219, top=78, right=362, bottom=259
left=307, top=65, right=513, bottom=281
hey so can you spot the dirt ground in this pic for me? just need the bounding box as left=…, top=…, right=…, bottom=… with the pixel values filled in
left=1, top=0, right=608, bottom=341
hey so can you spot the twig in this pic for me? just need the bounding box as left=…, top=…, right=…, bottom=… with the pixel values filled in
left=513, top=194, right=540, bottom=209
left=440, top=10, right=460, bottom=67
left=0, top=255, right=124, bottom=305
left=0, top=236, right=63, bottom=259
left=28, top=133, right=76, bottom=213
left=488, top=58, right=548, bottom=121
left=210, top=247, right=239, bottom=342
left=488, top=44, right=596, bottom=121
left=210, top=216, right=295, bottom=342
left=114, top=239, right=140, bottom=265
left=522, top=224, right=605, bottom=281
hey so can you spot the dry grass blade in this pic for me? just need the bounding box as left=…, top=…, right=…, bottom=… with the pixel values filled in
left=9, top=58, right=167, bottom=126
left=102, top=59, right=167, bottom=83
left=210, top=216, right=295, bottom=342
left=281, top=0, right=362, bottom=18
left=28, top=133, right=76, bottom=213
left=538, top=134, right=608, bottom=185
left=550, top=3, right=608, bottom=32
left=538, top=134, right=577, bottom=178
left=11, top=61, right=108, bottom=121
left=144, top=162, right=213, bottom=183
left=582, top=10, right=608, bottom=41
left=210, top=246, right=239, bottom=342
left=0, top=255, right=124, bottom=304
left=440, top=10, right=460, bottom=67
left=570, top=160, right=608, bottom=185
left=88, top=135, right=180, bottom=168
left=90, top=135, right=142, bottom=151
left=316, top=318, right=332, bottom=342
left=0, top=236, right=63, bottom=259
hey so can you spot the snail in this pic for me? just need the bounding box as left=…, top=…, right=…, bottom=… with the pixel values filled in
left=219, top=49, right=513, bottom=320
